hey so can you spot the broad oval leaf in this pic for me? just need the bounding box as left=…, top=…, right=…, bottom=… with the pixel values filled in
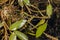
left=9, top=19, right=27, bottom=31
left=14, top=31, right=28, bottom=40
left=36, top=22, right=47, bottom=38
left=18, top=0, right=24, bottom=7
left=46, top=4, right=53, bottom=18
left=36, top=19, right=45, bottom=26
left=23, top=0, right=30, bottom=5
left=9, top=32, right=16, bottom=40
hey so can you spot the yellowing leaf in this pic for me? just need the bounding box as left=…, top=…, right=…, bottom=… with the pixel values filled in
left=36, top=22, right=47, bottom=38
left=18, top=0, right=24, bottom=7
left=9, top=32, right=16, bottom=40
left=9, top=19, right=27, bottom=31
left=46, top=4, right=53, bottom=18
left=14, top=31, right=28, bottom=40
left=23, top=0, right=30, bottom=5
left=36, top=19, right=45, bottom=26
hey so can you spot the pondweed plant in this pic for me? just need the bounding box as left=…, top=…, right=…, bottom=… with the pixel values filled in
left=0, top=0, right=59, bottom=40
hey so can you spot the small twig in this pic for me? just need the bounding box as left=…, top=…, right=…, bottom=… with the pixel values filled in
left=27, top=16, right=35, bottom=22
left=35, top=16, right=49, bottom=19
left=30, top=5, right=44, bottom=16
left=48, top=0, right=50, bottom=4
left=3, top=21, right=8, bottom=40
left=0, top=0, right=8, bottom=5
left=27, top=16, right=35, bottom=27
left=30, top=9, right=39, bottom=13
left=24, top=12, right=32, bottom=17
left=21, top=7, right=24, bottom=18
left=44, top=33, right=58, bottom=40
left=1, top=36, right=4, bottom=40
left=10, top=0, right=14, bottom=5
left=30, top=8, right=46, bottom=13
left=27, top=22, right=34, bottom=27
left=25, top=5, right=32, bottom=14
left=20, top=25, right=27, bottom=31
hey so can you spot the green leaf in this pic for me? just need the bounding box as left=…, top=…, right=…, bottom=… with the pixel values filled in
left=36, top=22, right=47, bottom=38
left=9, top=19, right=27, bottom=31
left=23, top=0, right=30, bottom=5
left=9, top=32, right=16, bottom=40
left=36, top=19, right=45, bottom=26
left=46, top=4, right=53, bottom=18
left=18, top=0, right=24, bottom=7
left=14, top=31, right=28, bottom=40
